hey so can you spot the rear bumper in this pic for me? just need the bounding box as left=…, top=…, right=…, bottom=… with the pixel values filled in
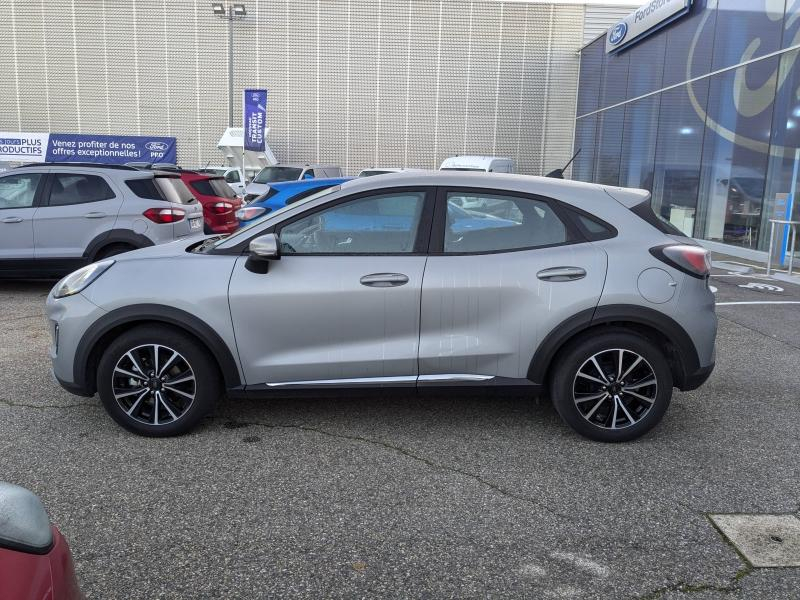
left=208, top=220, right=239, bottom=234
left=679, top=362, right=715, bottom=391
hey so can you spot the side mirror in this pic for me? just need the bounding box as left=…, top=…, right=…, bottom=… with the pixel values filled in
left=250, top=233, right=280, bottom=259
left=247, top=233, right=279, bottom=273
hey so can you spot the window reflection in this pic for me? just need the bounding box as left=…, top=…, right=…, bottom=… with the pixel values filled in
left=620, top=96, right=659, bottom=191
left=697, top=58, right=777, bottom=248
left=594, top=107, right=624, bottom=186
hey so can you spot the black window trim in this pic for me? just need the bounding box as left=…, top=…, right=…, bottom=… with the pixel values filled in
left=213, top=186, right=437, bottom=256
left=0, top=171, right=47, bottom=210
left=42, top=171, right=117, bottom=207
left=428, top=186, right=587, bottom=256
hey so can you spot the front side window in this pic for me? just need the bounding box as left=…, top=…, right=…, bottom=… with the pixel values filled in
left=444, top=191, right=568, bottom=253
left=279, top=191, right=426, bottom=254
left=0, top=173, right=42, bottom=209
left=48, top=173, right=115, bottom=206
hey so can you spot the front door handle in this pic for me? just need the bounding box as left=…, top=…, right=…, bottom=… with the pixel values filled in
left=537, top=266, right=587, bottom=282
left=84, top=212, right=107, bottom=219
left=360, top=273, right=409, bottom=287
left=1, top=217, right=23, bottom=224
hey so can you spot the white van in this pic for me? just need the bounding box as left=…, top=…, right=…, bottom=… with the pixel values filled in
left=439, top=156, right=515, bottom=173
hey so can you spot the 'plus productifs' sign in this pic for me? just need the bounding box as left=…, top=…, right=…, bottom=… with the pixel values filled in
left=0, top=132, right=177, bottom=164
left=605, top=0, right=692, bottom=54
left=243, top=89, right=268, bottom=152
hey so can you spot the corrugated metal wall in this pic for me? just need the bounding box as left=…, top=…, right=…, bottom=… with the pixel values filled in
left=0, top=0, right=588, bottom=175
left=582, top=4, right=634, bottom=45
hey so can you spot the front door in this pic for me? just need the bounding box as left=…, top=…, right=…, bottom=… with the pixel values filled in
left=418, top=188, right=608, bottom=383
left=228, top=188, right=433, bottom=386
left=33, top=172, right=121, bottom=259
left=0, top=172, right=44, bottom=260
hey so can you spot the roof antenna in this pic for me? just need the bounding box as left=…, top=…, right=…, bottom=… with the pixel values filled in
left=545, top=148, right=581, bottom=179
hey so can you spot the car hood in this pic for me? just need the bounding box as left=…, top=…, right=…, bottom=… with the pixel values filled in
left=110, top=236, right=215, bottom=262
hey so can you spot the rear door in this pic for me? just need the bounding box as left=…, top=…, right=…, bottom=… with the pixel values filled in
left=33, top=171, right=122, bottom=259
left=418, top=188, right=608, bottom=384
left=0, top=171, right=45, bottom=260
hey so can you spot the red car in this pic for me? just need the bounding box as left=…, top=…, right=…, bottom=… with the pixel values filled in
left=176, top=170, right=242, bottom=234
left=0, top=482, right=81, bottom=600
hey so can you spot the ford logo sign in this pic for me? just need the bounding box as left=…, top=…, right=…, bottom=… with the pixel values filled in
left=609, top=21, right=627, bottom=46
left=145, top=141, right=168, bottom=152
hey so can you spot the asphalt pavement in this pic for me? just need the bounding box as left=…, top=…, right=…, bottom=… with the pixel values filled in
left=0, top=270, right=798, bottom=599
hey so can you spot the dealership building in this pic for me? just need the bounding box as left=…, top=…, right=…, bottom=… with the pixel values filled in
left=0, top=0, right=634, bottom=176
left=573, top=0, right=800, bottom=258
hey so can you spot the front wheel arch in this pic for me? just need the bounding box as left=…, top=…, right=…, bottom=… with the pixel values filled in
left=75, top=305, right=242, bottom=396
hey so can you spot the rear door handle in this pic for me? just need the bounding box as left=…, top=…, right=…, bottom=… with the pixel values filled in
left=1, top=217, right=23, bottom=224
left=360, top=273, right=409, bottom=287
left=84, top=212, right=107, bottom=219
left=536, top=266, right=587, bottom=282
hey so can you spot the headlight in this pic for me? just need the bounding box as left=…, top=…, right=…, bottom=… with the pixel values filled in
left=53, top=260, right=115, bottom=299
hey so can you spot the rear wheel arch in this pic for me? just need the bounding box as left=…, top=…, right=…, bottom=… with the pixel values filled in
left=84, top=230, right=154, bottom=262
left=75, top=305, right=242, bottom=395
left=529, top=305, right=699, bottom=390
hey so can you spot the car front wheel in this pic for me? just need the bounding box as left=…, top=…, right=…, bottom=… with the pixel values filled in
left=96, top=325, right=220, bottom=437
left=550, top=330, right=673, bottom=442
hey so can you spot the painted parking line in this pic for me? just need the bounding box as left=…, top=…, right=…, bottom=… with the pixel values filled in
left=716, top=301, right=800, bottom=306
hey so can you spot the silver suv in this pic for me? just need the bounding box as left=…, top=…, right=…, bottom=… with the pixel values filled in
left=0, top=163, right=204, bottom=278
left=47, top=172, right=716, bottom=442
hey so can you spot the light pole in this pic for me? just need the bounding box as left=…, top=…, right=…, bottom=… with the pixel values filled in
left=211, top=1, right=247, bottom=128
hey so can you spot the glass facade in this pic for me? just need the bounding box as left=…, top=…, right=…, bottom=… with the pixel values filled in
left=573, top=0, right=800, bottom=252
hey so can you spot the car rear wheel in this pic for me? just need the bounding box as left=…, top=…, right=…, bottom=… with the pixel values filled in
left=549, top=330, right=673, bottom=442
left=96, top=325, right=220, bottom=437
left=94, top=243, right=137, bottom=260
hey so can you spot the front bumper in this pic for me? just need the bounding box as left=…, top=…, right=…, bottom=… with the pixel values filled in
left=50, top=368, right=93, bottom=397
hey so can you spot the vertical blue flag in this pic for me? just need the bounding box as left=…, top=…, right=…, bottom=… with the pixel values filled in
left=243, top=89, right=268, bottom=151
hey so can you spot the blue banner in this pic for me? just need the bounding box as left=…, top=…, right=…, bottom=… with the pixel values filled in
left=44, top=133, right=177, bottom=164
left=243, top=89, right=268, bottom=151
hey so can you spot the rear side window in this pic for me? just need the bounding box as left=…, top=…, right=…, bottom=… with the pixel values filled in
left=630, top=200, right=685, bottom=236
left=126, top=178, right=164, bottom=200
left=155, top=177, right=196, bottom=204
left=48, top=173, right=115, bottom=206
left=0, top=173, right=42, bottom=209
left=443, top=191, right=570, bottom=253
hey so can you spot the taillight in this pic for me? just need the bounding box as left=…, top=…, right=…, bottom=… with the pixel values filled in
left=235, top=206, right=269, bottom=221
left=210, top=201, right=234, bottom=214
left=650, top=244, right=711, bottom=279
left=143, top=208, right=186, bottom=224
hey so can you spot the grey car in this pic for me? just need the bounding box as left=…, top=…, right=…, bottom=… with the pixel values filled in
left=46, top=172, right=716, bottom=442
left=0, top=163, right=204, bottom=278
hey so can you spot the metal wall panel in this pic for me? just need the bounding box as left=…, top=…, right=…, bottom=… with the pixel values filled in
left=2, top=0, right=599, bottom=174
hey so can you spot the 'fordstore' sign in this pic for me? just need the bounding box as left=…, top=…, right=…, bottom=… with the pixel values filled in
left=606, top=0, right=692, bottom=54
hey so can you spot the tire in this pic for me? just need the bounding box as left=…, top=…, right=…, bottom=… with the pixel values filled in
left=549, top=329, right=673, bottom=442
left=96, top=325, right=221, bottom=437
left=94, top=243, right=137, bottom=260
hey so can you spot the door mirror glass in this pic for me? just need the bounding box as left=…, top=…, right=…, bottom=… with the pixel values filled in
left=249, top=233, right=280, bottom=259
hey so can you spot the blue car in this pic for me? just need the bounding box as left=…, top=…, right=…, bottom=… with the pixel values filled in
left=236, top=177, right=352, bottom=226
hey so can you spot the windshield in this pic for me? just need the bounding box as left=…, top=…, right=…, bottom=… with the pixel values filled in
left=359, top=170, right=393, bottom=177
left=440, top=167, right=486, bottom=172
left=211, top=185, right=341, bottom=249
left=199, top=168, right=227, bottom=176
left=253, top=166, right=304, bottom=184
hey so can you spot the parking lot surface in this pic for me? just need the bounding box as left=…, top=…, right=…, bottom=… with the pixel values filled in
left=1, top=266, right=799, bottom=599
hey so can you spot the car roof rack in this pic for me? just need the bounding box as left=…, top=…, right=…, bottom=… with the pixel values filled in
left=15, top=162, right=140, bottom=171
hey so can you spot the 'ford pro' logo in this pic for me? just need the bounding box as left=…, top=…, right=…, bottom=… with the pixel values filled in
left=609, top=21, right=627, bottom=46
left=145, top=141, right=168, bottom=152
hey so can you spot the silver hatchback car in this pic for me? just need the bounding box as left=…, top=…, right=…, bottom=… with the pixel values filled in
left=47, top=172, right=716, bottom=442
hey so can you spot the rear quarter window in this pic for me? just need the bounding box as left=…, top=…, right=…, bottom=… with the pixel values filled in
left=126, top=177, right=164, bottom=200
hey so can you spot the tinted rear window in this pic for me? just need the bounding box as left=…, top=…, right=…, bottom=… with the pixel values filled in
left=126, top=177, right=164, bottom=200
left=630, top=200, right=685, bottom=236
left=253, top=167, right=303, bottom=183
left=191, top=178, right=237, bottom=199
left=155, top=177, right=196, bottom=204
